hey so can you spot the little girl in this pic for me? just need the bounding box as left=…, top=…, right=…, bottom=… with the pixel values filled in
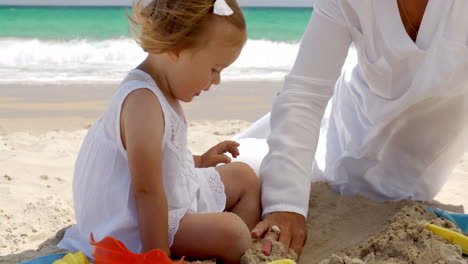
left=58, top=0, right=261, bottom=263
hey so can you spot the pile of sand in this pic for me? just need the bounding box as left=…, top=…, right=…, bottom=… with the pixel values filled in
left=239, top=183, right=466, bottom=264
left=241, top=240, right=298, bottom=264
left=319, top=205, right=465, bottom=264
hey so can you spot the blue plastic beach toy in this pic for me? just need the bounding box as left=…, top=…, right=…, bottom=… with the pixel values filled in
left=16, top=253, right=67, bottom=264
left=426, top=207, right=468, bottom=233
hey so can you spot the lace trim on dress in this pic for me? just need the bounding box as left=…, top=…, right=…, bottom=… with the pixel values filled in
left=169, top=114, right=187, bottom=155
left=167, top=208, right=187, bottom=246
left=164, top=109, right=188, bottom=163
left=206, top=169, right=226, bottom=212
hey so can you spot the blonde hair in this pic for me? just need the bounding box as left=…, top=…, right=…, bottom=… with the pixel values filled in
left=128, top=0, right=246, bottom=54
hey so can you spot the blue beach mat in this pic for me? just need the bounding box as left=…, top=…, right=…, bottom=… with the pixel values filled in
left=17, top=253, right=67, bottom=264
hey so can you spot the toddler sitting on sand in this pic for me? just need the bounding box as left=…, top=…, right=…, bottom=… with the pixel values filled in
left=58, top=1, right=260, bottom=263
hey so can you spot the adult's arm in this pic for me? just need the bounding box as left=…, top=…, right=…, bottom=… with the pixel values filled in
left=253, top=0, right=353, bottom=256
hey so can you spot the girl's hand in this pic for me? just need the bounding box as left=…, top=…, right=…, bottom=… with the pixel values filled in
left=199, top=141, right=240, bottom=168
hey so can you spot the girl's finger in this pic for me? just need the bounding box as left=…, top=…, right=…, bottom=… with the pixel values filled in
left=217, top=141, right=239, bottom=156
left=212, top=155, right=231, bottom=166
left=224, top=140, right=239, bottom=146
left=225, top=141, right=240, bottom=155
left=227, top=144, right=240, bottom=158
left=223, top=140, right=240, bottom=149
left=215, top=141, right=231, bottom=154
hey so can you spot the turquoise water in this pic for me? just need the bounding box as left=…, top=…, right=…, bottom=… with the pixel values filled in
left=0, top=6, right=312, bottom=41
left=0, top=6, right=314, bottom=83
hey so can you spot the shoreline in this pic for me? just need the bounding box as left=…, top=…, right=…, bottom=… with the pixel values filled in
left=0, top=80, right=281, bottom=134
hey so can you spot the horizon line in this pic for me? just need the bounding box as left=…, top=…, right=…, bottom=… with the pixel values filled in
left=0, top=5, right=313, bottom=8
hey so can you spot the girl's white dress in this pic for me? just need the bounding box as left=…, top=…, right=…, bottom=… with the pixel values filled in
left=58, top=69, right=226, bottom=257
left=232, top=0, right=468, bottom=218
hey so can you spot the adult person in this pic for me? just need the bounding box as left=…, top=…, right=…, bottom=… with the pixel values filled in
left=233, top=0, right=468, bottom=258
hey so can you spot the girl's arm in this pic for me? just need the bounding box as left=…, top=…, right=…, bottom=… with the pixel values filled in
left=121, top=88, right=170, bottom=254
left=193, top=155, right=202, bottom=168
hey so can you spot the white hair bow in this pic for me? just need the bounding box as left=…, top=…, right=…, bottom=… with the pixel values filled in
left=213, top=0, right=234, bottom=16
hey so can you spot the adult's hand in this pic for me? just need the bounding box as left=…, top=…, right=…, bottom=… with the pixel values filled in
left=251, top=212, right=307, bottom=258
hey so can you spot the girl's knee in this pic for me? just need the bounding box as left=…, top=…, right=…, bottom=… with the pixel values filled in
left=231, top=162, right=260, bottom=188
left=217, top=213, right=252, bottom=261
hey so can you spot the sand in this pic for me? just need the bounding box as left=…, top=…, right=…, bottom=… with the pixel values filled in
left=1, top=80, right=467, bottom=263
left=319, top=205, right=465, bottom=263
left=307, top=190, right=466, bottom=264
left=0, top=120, right=253, bottom=264
left=0, top=80, right=281, bottom=125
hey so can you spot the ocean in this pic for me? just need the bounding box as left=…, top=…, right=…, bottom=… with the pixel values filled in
left=0, top=6, right=313, bottom=84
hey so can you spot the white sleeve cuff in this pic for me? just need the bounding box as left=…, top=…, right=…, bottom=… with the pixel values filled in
left=262, top=203, right=309, bottom=219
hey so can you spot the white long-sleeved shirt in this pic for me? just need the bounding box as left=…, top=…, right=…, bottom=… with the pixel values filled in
left=260, top=0, right=468, bottom=218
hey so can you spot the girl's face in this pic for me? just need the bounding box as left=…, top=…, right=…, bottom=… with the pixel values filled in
left=166, top=19, right=246, bottom=103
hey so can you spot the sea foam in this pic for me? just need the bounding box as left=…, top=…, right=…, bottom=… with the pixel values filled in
left=0, top=38, right=300, bottom=84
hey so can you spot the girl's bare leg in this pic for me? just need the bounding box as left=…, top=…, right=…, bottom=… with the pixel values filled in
left=216, top=162, right=261, bottom=230
left=171, top=212, right=252, bottom=264
left=171, top=162, right=260, bottom=263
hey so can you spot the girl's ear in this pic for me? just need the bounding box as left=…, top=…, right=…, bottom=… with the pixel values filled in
left=167, top=48, right=183, bottom=63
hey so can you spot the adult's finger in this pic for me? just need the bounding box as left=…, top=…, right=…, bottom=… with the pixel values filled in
left=278, top=228, right=292, bottom=257
left=261, top=227, right=280, bottom=256
left=257, top=212, right=306, bottom=258
left=251, top=219, right=270, bottom=238
left=262, top=240, right=273, bottom=256
left=290, top=229, right=307, bottom=257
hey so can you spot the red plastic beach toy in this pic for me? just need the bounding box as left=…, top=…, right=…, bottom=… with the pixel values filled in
left=90, top=233, right=184, bottom=264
